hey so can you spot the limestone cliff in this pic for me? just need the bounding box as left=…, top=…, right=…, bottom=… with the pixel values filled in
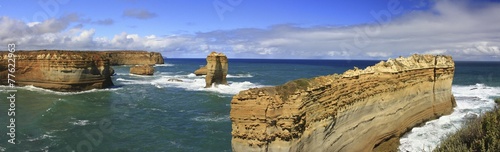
left=230, top=54, right=456, bottom=152
left=130, top=64, right=155, bottom=75
left=99, top=51, right=164, bottom=65
left=0, top=50, right=164, bottom=91
left=204, top=52, right=228, bottom=88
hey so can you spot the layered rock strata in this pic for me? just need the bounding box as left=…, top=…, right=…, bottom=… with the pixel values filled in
left=194, top=66, right=208, bottom=76
left=0, top=50, right=164, bottom=91
left=99, top=51, right=164, bottom=65
left=230, top=54, right=456, bottom=152
left=130, top=64, right=154, bottom=75
left=203, top=52, right=228, bottom=88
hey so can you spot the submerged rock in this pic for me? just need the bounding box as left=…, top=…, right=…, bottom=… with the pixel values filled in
left=230, top=54, right=456, bottom=152
left=167, top=78, right=183, bottom=82
left=130, top=65, right=154, bottom=75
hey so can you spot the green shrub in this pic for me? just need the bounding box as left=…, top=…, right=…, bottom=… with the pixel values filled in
left=434, top=107, right=500, bottom=152
left=275, top=78, right=311, bottom=100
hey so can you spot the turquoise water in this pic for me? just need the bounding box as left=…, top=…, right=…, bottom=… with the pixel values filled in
left=0, top=59, right=499, bottom=152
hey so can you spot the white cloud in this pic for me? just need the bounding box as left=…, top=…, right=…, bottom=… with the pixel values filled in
left=367, top=52, right=392, bottom=58
left=27, top=22, right=41, bottom=27
left=424, top=49, right=447, bottom=55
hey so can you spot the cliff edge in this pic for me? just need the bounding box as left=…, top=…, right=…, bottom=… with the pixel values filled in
left=100, top=51, right=164, bottom=65
left=230, top=54, right=456, bottom=152
left=0, top=50, right=164, bottom=91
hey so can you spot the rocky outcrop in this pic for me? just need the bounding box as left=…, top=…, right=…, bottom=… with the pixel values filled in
left=99, top=51, right=164, bottom=65
left=130, top=64, right=154, bottom=75
left=0, top=50, right=164, bottom=91
left=230, top=54, right=456, bottom=152
left=0, top=50, right=114, bottom=91
left=203, top=52, right=228, bottom=88
left=194, top=66, right=208, bottom=76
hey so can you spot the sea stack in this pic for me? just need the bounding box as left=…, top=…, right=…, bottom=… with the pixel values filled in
left=230, top=54, right=456, bottom=152
left=130, top=64, right=155, bottom=75
left=204, top=51, right=228, bottom=88
left=0, top=50, right=164, bottom=92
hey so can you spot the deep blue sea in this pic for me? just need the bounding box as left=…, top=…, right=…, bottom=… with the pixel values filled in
left=0, top=59, right=499, bottom=152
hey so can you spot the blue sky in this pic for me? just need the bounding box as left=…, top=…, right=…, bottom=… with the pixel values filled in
left=1, top=0, right=500, bottom=60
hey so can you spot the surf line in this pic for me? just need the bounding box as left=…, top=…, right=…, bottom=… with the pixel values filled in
left=6, top=43, right=17, bottom=144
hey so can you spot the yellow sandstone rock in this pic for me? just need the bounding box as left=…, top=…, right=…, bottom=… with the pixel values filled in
left=230, top=54, right=456, bottom=152
left=194, top=66, right=208, bottom=76
left=204, top=52, right=228, bottom=88
left=130, top=64, right=155, bottom=75
left=0, top=50, right=164, bottom=91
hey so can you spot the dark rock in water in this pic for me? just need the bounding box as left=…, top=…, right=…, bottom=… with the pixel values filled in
left=167, top=78, right=183, bottom=82
left=130, top=65, right=154, bottom=75
left=109, top=67, right=115, bottom=76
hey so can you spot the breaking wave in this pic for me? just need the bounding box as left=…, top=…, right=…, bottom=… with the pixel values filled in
left=398, top=84, right=500, bottom=152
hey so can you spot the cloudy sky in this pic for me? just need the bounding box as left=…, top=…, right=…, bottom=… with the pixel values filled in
left=1, top=0, right=499, bottom=60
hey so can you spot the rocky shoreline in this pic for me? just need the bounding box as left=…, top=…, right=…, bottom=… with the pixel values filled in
left=0, top=50, right=164, bottom=92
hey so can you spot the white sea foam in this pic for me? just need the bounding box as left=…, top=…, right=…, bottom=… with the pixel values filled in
left=150, top=108, right=167, bottom=112
left=153, top=77, right=264, bottom=94
left=154, top=63, right=175, bottom=67
left=398, top=84, right=500, bottom=152
left=0, top=85, right=122, bottom=95
left=118, top=73, right=265, bottom=94
left=70, top=120, right=92, bottom=126
left=26, top=134, right=54, bottom=142
left=115, top=73, right=129, bottom=76
left=116, top=78, right=151, bottom=85
left=186, top=73, right=199, bottom=78
left=159, top=72, right=174, bottom=75
left=191, top=115, right=230, bottom=122
left=227, top=74, right=253, bottom=78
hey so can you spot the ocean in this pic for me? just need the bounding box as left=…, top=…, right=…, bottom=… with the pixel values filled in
left=0, top=59, right=499, bottom=152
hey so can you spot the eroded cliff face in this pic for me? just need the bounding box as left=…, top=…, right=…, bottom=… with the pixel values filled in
left=230, top=54, right=456, bottom=152
left=130, top=64, right=155, bottom=75
left=100, top=51, right=164, bottom=65
left=0, top=50, right=164, bottom=91
left=204, top=52, right=228, bottom=88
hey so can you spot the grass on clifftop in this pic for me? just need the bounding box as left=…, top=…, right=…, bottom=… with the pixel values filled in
left=434, top=98, right=500, bottom=152
left=275, top=78, right=311, bottom=101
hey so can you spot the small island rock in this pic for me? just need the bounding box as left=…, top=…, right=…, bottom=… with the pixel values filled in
left=204, top=52, right=228, bottom=88
left=194, top=66, right=208, bottom=76
left=130, top=64, right=154, bottom=75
